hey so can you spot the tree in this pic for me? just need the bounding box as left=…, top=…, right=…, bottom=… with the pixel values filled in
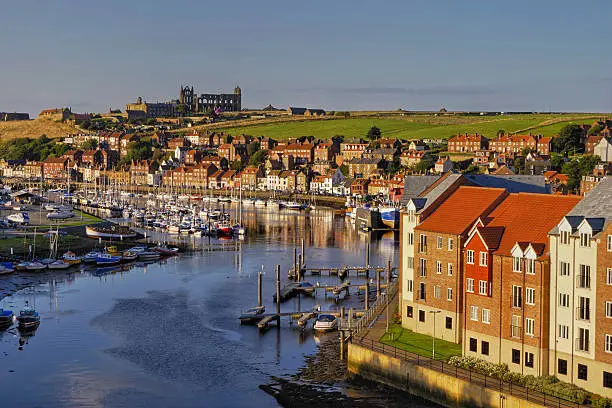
left=249, top=150, right=267, bottom=166
left=587, top=124, right=604, bottom=136
left=81, top=139, right=98, bottom=151
left=339, top=164, right=349, bottom=177
left=497, top=129, right=505, bottom=137
left=331, top=135, right=344, bottom=144
left=561, top=155, right=600, bottom=192
left=246, top=141, right=260, bottom=157
left=553, top=124, right=584, bottom=155
left=230, top=160, right=244, bottom=171
left=367, top=126, right=381, bottom=140
left=412, top=156, right=434, bottom=174
left=550, top=153, right=566, bottom=171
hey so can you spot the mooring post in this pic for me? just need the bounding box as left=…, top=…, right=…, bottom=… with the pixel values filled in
left=257, top=271, right=262, bottom=307
left=365, top=242, right=370, bottom=267
left=340, top=306, right=345, bottom=320
left=276, top=265, right=281, bottom=319
left=293, top=247, right=297, bottom=274
left=297, top=254, right=302, bottom=282
left=349, top=307, right=354, bottom=327
left=301, top=238, right=305, bottom=267
left=365, top=279, right=369, bottom=311
left=339, top=331, right=345, bottom=361
left=376, top=268, right=381, bottom=298
left=387, top=259, right=392, bottom=285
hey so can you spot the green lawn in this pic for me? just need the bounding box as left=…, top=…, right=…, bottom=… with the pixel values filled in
left=25, top=210, right=102, bottom=229
left=215, top=114, right=599, bottom=141
left=380, top=323, right=462, bottom=361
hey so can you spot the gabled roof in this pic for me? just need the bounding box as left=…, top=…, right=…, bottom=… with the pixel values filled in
left=465, top=174, right=549, bottom=194
left=399, top=175, right=440, bottom=205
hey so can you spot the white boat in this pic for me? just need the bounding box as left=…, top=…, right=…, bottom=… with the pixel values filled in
left=7, top=212, right=30, bottom=225
left=138, top=251, right=161, bottom=261
left=284, top=201, right=303, bottom=210
left=313, top=314, right=338, bottom=332
left=168, top=225, right=180, bottom=234
left=25, top=262, right=47, bottom=271
left=0, top=264, right=14, bottom=275
left=47, top=210, right=75, bottom=220
left=48, top=260, right=71, bottom=270
left=85, top=225, right=137, bottom=239
left=254, top=199, right=267, bottom=207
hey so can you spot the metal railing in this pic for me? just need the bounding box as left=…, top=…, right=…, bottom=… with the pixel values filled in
left=576, top=307, right=591, bottom=321
left=352, top=337, right=584, bottom=408
left=576, top=274, right=591, bottom=289
left=349, top=281, right=398, bottom=335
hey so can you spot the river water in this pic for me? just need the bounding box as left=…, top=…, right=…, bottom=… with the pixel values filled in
left=0, top=207, right=426, bottom=407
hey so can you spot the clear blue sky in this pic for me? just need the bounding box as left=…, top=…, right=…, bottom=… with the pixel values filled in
left=1, top=0, right=611, bottom=114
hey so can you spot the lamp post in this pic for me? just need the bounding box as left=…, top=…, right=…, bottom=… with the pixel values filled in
left=428, top=310, right=441, bottom=360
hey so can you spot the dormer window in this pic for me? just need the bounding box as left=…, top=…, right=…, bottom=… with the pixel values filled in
left=580, top=232, right=591, bottom=248
left=560, top=230, right=570, bottom=245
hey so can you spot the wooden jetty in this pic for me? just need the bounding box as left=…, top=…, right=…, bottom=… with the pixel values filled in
left=288, top=265, right=396, bottom=280
left=257, top=314, right=279, bottom=329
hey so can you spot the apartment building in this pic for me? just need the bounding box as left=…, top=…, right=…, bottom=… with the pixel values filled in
left=462, top=193, right=580, bottom=377
left=548, top=177, right=612, bottom=397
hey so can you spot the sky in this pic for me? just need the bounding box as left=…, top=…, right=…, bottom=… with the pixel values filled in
left=1, top=0, right=611, bottom=115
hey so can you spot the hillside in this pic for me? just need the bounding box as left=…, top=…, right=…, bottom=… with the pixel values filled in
left=0, top=119, right=80, bottom=141
left=197, top=113, right=601, bottom=141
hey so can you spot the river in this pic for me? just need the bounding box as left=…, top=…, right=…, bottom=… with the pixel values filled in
left=0, top=207, right=433, bottom=407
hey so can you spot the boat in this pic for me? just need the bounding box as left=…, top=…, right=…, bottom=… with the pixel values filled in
left=62, top=251, right=81, bottom=265
left=216, top=223, right=233, bottom=236
left=16, top=302, right=40, bottom=329
left=105, top=245, right=122, bottom=256
left=0, top=308, right=14, bottom=326
left=153, top=245, right=179, bottom=256
left=239, top=306, right=266, bottom=324
left=284, top=201, right=303, bottom=210
left=122, top=251, right=138, bottom=261
left=313, top=314, right=338, bottom=332
left=47, top=260, right=71, bottom=270
left=137, top=251, right=161, bottom=261
left=254, top=199, right=267, bottom=207
left=25, top=262, right=47, bottom=271
left=96, top=253, right=122, bottom=266
left=7, top=212, right=30, bottom=225
left=83, top=251, right=102, bottom=263
left=85, top=225, right=137, bottom=239
left=47, top=210, right=75, bottom=220
left=378, top=206, right=400, bottom=229
left=295, top=281, right=316, bottom=295
left=0, top=262, right=14, bottom=275
left=167, top=225, right=180, bottom=234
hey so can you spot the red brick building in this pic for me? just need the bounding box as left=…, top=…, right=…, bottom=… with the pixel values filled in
left=43, top=157, right=70, bottom=180
left=447, top=134, right=488, bottom=153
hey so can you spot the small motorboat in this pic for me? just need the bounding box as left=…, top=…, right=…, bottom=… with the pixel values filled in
left=0, top=308, right=14, bottom=326
left=239, top=306, right=266, bottom=325
left=137, top=251, right=161, bottom=261
left=7, top=212, right=30, bottom=225
left=153, top=245, right=179, bottom=256
left=96, top=253, right=122, bottom=266
left=313, top=314, right=338, bottom=332
left=254, top=199, right=267, bottom=207
left=0, top=263, right=14, bottom=275
left=17, top=302, right=40, bottom=329
left=83, top=251, right=102, bottom=263
left=122, top=251, right=138, bottom=261
left=105, top=246, right=122, bottom=256
left=62, top=251, right=81, bottom=265
left=47, top=260, right=71, bottom=270
left=25, top=262, right=47, bottom=271
left=46, top=210, right=74, bottom=220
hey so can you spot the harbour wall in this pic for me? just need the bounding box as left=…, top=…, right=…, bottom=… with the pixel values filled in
left=348, top=343, right=547, bottom=408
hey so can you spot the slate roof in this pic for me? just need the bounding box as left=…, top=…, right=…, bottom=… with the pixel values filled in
left=465, top=174, right=549, bottom=194
left=399, top=175, right=440, bottom=206
left=564, top=177, right=612, bottom=219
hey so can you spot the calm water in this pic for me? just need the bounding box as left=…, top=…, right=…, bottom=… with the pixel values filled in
left=0, top=208, right=400, bottom=407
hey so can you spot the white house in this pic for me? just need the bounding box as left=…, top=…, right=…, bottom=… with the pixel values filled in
left=174, top=146, right=188, bottom=163
left=594, top=137, right=612, bottom=163
left=434, top=156, right=453, bottom=174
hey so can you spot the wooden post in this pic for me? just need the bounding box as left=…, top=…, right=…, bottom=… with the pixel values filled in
left=297, top=254, right=302, bottom=282
left=365, top=242, right=370, bottom=267
left=257, top=271, right=262, bottom=307
left=301, top=238, right=305, bottom=267
left=339, top=331, right=345, bottom=361
left=276, top=265, right=281, bottom=318
left=376, top=268, right=381, bottom=298
left=365, top=279, right=369, bottom=311
left=387, top=259, right=392, bottom=285
left=293, top=247, right=297, bottom=274
left=340, top=306, right=345, bottom=320
left=349, top=307, right=354, bottom=327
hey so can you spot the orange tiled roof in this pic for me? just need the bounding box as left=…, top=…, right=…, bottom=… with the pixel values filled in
left=416, top=186, right=508, bottom=235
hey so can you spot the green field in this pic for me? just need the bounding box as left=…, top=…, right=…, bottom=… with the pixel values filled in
left=381, top=323, right=463, bottom=361
left=216, top=114, right=599, bottom=141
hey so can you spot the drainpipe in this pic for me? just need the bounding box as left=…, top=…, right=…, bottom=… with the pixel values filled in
left=499, top=255, right=503, bottom=365
left=553, top=235, right=559, bottom=377
left=570, top=236, right=576, bottom=384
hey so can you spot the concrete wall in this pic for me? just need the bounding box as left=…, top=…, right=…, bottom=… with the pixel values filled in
left=348, top=343, right=547, bottom=408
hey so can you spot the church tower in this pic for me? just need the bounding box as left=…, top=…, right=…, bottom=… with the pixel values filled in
left=234, top=85, right=242, bottom=111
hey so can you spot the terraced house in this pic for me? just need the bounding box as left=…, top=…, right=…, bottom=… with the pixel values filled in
left=548, top=177, right=612, bottom=397
left=462, top=193, right=580, bottom=377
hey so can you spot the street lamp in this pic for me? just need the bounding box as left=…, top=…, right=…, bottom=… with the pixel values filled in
left=428, top=310, right=441, bottom=360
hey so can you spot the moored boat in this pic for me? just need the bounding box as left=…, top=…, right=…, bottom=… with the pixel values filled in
left=85, top=225, right=137, bottom=239
left=239, top=306, right=266, bottom=325
left=0, top=262, right=14, bottom=275
left=47, top=260, right=71, bottom=270
left=96, top=253, right=122, bottom=266
left=153, top=245, right=179, bottom=256
left=0, top=308, right=14, bottom=326
left=25, top=262, right=47, bottom=271
left=137, top=251, right=161, bottom=261
left=313, top=314, right=337, bottom=332
left=62, top=251, right=81, bottom=265
left=17, top=301, right=40, bottom=329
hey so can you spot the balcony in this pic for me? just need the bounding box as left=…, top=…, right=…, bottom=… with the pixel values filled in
left=576, top=274, right=591, bottom=289
left=576, top=307, right=591, bottom=321
left=511, top=325, right=522, bottom=338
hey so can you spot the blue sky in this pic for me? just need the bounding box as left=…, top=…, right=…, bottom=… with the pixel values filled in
left=1, top=0, right=610, bottom=114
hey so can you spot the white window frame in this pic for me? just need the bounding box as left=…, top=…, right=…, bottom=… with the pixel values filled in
left=526, top=288, right=535, bottom=305
left=436, top=261, right=442, bottom=274
left=525, top=318, right=535, bottom=336
left=479, top=280, right=488, bottom=296
left=560, top=230, right=570, bottom=245
left=482, top=308, right=490, bottom=324
left=447, top=288, right=453, bottom=301
left=479, top=252, right=488, bottom=267
left=407, top=232, right=414, bottom=246
left=526, top=259, right=536, bottom=275
left=448, top=238, right=454, bottom=251
left=559, top=293, right=569, bottom=308
left=580, top=232, right=591, bottom=248
left=470, top=306, right=479, bottom=321
left=447, top=263, right=453, bottom=276
left=466, top=278, right=475, bottom=293
left=607, top=301, right=612, bottom=318
left=466, top=250, right=475, bottom=264
left=558, top=324, right=569, bottom=339
left=407, top=279, right=414, bottom=293
left=437, top=236, right=443, bottom=249
left=434, top=285, right=441, bottom=299
left=513, top=256, right=522, bottom=272
left=559, top=261, right=569, bottom=276
left=607, top=268, right=612, bottom=285
left=512, top=285, right=522, bottom=308
left=608, top=235, right=612, bottom=252
left=606, top=334, right=612, bottom=353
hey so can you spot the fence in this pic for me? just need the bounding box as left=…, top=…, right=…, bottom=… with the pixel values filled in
left=342, top=281, right=398, bottom=334
left=353, top=337, right=584, bottom=408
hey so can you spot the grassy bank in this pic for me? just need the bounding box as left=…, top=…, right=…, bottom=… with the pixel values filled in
left=0, top=119, right=81, bottom=140
left=380, top=323, right=462, bottom=361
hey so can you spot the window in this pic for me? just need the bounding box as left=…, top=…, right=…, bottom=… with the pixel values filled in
left=479, top=252, right=488, bottom=266
left=407, top=257, right=414, bottom=269
left=608, top=235, right=612, bottom=252
left=526, top=288, right=535, bottom=305
left=466, top=250, right=475, bottom=264
left=434, top=286, right=441, bottom=299
left=407, top=279, right=413, bottom=293
left=558, top=359, right=568, bottom=375
left=436, top=261, right=442, bottom=274
left=466, top=278, right=474, bottom=293
left=608, top=268, right=612, bottom=285
left=447, top=263, right=453, bottom=276
left=419, top=258, right=427, bottom=277
left=605, top=372, right=612, bottom=389
left=578, top=264, right=591, bottom=288
left=482, top=309, right=490, bottom=324
left=448, top=238, right=454, bottom=251
left=407, top=232, right=414, bottom=245
left=445, top=317, right=452, bottom=329
left=512, top=286, right=522, bottom=308
left=525, top=352, right=534, bottom=368
left=513, top=256, right=522, bottom=272
left=606, top=335, right=612, bottom=353
left=577, top=328, right=590, bottom=352
left=512, top=315, right=521, bottom=338
left=437, top=236, right=443, bottom=249
left=419, top=234, right=427, bottom=253
left=559, top=261, right=570, bottom=276
left=447, top=288, right=453, bottom=301
left=578, top=364, right=588, bottom=380
left=525, top=318, right=535, bottom=336
left=526, top=259, right=535, bottom=275
left=479, top=280, right=488, bottom=295
left=512, top=349, right=521, bottom=364
left=559, top=293, right=569, bottom=308
left=470, top=306, right=479, bottom=321
left=580, top=232, right=591, bottom=248
left=560, top=230, right=570, bottom=245
left=607, top=302, right=612, bottom=318
left=419, top=310, right=425, bottom=322
left=406, top=306, right=413, bottom=318
left=469, top=338, right=477, bottom=352
left=419, top=283, right=426, bottom=300
left=558, top=324, right=569, bottom=339
left=481, top=341, right=489, bottom=356
left=578, top=297, right=590, bottom=321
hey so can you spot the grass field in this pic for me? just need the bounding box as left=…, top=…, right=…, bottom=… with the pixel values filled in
left=213, top=114, right=599, bottom=141
left=0, top=119, right=80, bottom=141
left=381, top=323, right=463, bottom=361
